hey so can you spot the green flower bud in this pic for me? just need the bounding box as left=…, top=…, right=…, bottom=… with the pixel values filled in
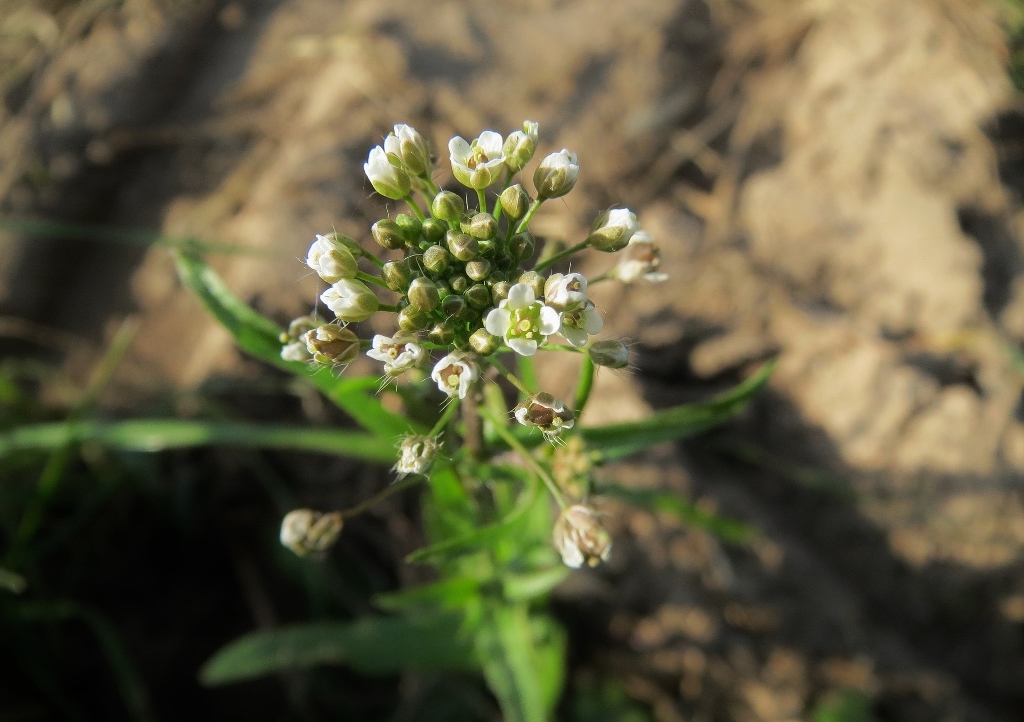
left=422, top=245, right=451, bottom=275
left=372, top=219, right=406, bottom=250
left=465, top=259, right=492, bottom=282
left=488, top=270, right=508, bottom=283
left=490, top=281, right=511, bottom=304
left=432, top=191, right=465, bottom=222
left=467, top=212, right=498, bottom=240
left=395, top=213, right=422, bottom=244
left=499, top=184, right=531, bottom=221
left=441, top=293, right=468, bottom=319
left=385, top=124, right=432, bottom=177
left=321, top=232, right=363, bottom=257
left=585, top=208, right=639, bottom=252
left=321, top=280, right=379, bottom=323
left=365, top=146, right=411, bottom=200
left=303, top=324, right=361, bottom=366
left=509, top=231, right=536, bottom=262
left=306, top=234, right=358, bottom=283
left=534, top=149, right=579, bottom=199
left=464, top=283, right=492, bottom=309
left=381, top=260, right=412, bottom=292
left=449, top=274, right=469, bottom=294
left=589, top=339, right=629, bottom=369
left=428, top=321, right=456, bottom=345
left=517, top=271, right=545, bottom=299
left=398, top=305, right=430, bottom=332
left=408, top=277, right=440, bottom=312
left=422, top=217, right=447, bottom=243
left=476, top=239, right=495, bottom=257
left=446, top=231, right=479, bottom=262
left=469, top=327, right=500, bottom=356
left=503, top=121, right=539, bottom=173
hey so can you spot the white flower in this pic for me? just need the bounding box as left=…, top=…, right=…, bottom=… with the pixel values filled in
left=503, top=120, right=539, bottom=172
left=364, top=145, right=411, bottom=200
left=320, top=279, right=379, bottom=323
left=586, top=208, right=639, bottom=252
left=614, top=231, right=668, bottom=283
left=280, top=509, right=343, bottom=557
left=449, top=131, right=506, bottom=189
left=395, top=435, right=439, bottom=476
left=431, top=351, right=479, bottom=399
left=553, top=505, right=611, bottom=569
left=514, top=392, right=575, bottom=441
left=306, top=234, right=357, bottom=283
left=533, top=149, right=579, bottom=199
left=366, top=334, right=426, bottom=376
left=281, top=340, right=311, bottom=362
left=383, top=123, right=431, bottom=176
left=543, top=272, right=589, bottom=312
left=484, top=283, right=561, bottom=356
left=559, top=302, right=603, bottom=348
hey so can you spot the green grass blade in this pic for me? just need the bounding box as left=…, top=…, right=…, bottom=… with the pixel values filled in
left=200, top=613, right=476, bottom=685
left=0, top=419, right=397, bottom=464
left=598, top=483, right=754, bottom=544
left=580, top=361, right=775, bottom=459
left=476, top=605, right=547, bottom=722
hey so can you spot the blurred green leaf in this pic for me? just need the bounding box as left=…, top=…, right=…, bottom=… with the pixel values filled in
left=475, top=605, right=549, bottom=722
left=0, top=419, right=396, bottom=464
left=812, top=690, right=873, bottom=722
left=580, top=361, right=774, bottom=459
left=0, top=567, right=27, bottom=593
left=374, top=577, right=481, bottom=612
left=200, top=612, right=476, bottom=685
left=501, top=567, right=568, bottom=602
left=174, top=251, right=413, bottom=439
left=598, top=483, right=754, bottom=544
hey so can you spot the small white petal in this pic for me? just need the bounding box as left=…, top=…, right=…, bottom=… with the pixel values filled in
left=562, top=325, right=589, bottom=347
left=538, top=306, right=561, bottom=335
left=582, top=308, right=604, bottom=334
left=449, top=136, right=471, bottom=162
left=560, top=543, right=585, bottom=569
left=485, top=308, right=512, bottom=337
left=508, top=338, right=538, bottom=356
left=506, top=283, right=534, bottom=309
left=477, top=130, right=504, bottom=157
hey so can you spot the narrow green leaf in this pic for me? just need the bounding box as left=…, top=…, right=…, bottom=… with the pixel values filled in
left=173, top=251, right=412, bottom=439
left=0, top=419, right=396, bottom=464
left=580, top=361, right=775, bottom=459
left=200, top=613, right=476, bottom=685
left=502, top=567, right=569, bottom=602
left=0, top=567, right=27, bottom=593
left=476, top=605, right=547, bottom=722
left=811, top=690, right=873, bottom=722
left=374, top=577, right=480, bottom=612
left=598, top=483, right=754, bottom=544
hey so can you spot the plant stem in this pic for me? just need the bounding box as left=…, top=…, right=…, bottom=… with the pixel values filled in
left=587, top=271, right=612, bottom=285
left=361, top=253, right=385, bottom=268
left=492, top=169, right=514, bottom=222
left=476, top=188, right=487, bottom=214
left=515, top=198, right=544, bottom=234
left=462, top=385, right=484, bottom=460
left=405, top=195, right=427, bottom=221
left=340, top=475, right=424, bottom=520
left=573, top=353, right=595, bottom=419
left=533, top=240, right=589, bottom=273
left=378, top=303, right=401, bottom=313
left=517, top=355, right=537, bottom=393
left=485, top=356, right=533, bottom=396
left=481, top=407, right=567, bottom=509
left=357, top=271, right=389, bottom=288
left=429, top=397, right=461, bottom=438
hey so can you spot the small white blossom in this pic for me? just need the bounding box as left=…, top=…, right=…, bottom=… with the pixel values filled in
left=613, top=231, right=668, bottom=283
left=533, top=149, right=579, bottom=199
left=367, top=334, right=426, bottom=376
left=395, top=435, right=439, bottom=477
left=553, top=505, right=612, bottom=569
left=543, top=272, right=589, bottom=312
left=281, top=340, right=311, bottom=362
left=431, top=351, right=479, bottom=399
left=306, top=234, right=357, bottom=284
left=383, top=123, right=431, bottom=176
left=320, top=279, right=379, bottom=323
left=484, top=283, right=561, bottom=356
left=514, top=392, right=575, bottom=441
left=586, top=208, right=639, bottom=252
left=559, top=302, right=603, bottom=348
left=449, top=131, right=506, bottom=189
left=280, top=509, right=343, bottom=557
left=364, top=145, right=411, bottom=200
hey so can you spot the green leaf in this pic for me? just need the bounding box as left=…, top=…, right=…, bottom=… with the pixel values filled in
left=0, top=567, right=27, bottom=593
left=475, top=605, right=549, bottom=722
left=0, top=419, right=396, bottom=464
left=374, top=577, right=481, bottom=612
left=580, top=361, right=775, bottom=459
left=200, top=613, right=476, bottom=685
left=174, top=251, right=413, bottom=439
left=501, top=567, right=569, bottom=602
left=811, top=690, right=873, bottom=722
left=598, top=483, right=754, bottom=544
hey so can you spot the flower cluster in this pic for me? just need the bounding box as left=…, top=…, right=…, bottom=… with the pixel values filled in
left=280, top=120, right=662, bottom=567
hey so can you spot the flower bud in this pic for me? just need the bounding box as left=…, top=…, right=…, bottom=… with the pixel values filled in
left=398, top=305, right=430, bottom=332
left=408, top=277, right=441, bottom=312
left=464, top=283, right=492, bottom=309
left=280, top=509, right=344, bottom=557
left=509, top=231, right=536, bottom=262
left=553, top=504, right=611, bottom=568
left=382, top=260, right=412, bottom=292
left=442, top=293, right=468, bottom=319
left=321, top=279, right=379, bottom=323
left=384, top=123, right=432, bottom=176
left=449, top=274, right=470, bottom=294
left=503, top=120, right=539, bottom=173
left=465, top=259, right=492, bottom=282
left=395, top=213, right=422, bottom=244
left=589, top=339, right=629, bottom=369
left=469, top=327, right=500, bottom=355
left=446, top=231, right=479, bottom=262
left=499, top=184, right=531, bottom=221
left=613, top=230, right=668, bottom=283
left=514, top=391, right=575, bottom=440
left=372, top=219, right=406, bottom=251
left=490, top=281, right=511, bottom=305
left=421, top=217, right=447, bottom=243
left=303, top=324, right=361, bottom=366
left=544, top=272, right=588, bottom=311
left=364, top=146, right=411, bottom=200
left=534, top=149, right=579, bottom=199
left=395, top=434, right=439, bottom=477
left=306, top=234, right=357, bottom=283
left=320, top=232, right=363, bottom=257
left=488, top=270, right=507, bottom=283
left=432, top=191, right=465, bottom=222
left=585, top=208, right=639, bottom=252
left=428, top=320, right=456, bottom=345
left=517, top=271, right=545, bottom=299
left=280, top=314, right=321, bottom=361
left=467, top=212, right=498, bottom=240
left=422, top=245, right=451, bottom=275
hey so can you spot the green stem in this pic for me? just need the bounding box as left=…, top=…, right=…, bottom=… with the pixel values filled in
left=476, top=188, right=487, bottom=214
left=378, top=303, right=401, bottom=313
left=356, top=271, right=389, bottom=288
left=573, top=353, right=595, bottom=419
left=429, top=397, right=461, bottom=438
left=423, top=176, right=440, bottom=197
left=492, top=168, right=514, bottom=222
left=361, top=253, right=385, bottom=269
left=340, top=475, right=424, bottom=520
left=535, top=343, right=583, bottom=354
left=587, top=271, right=613, bottom=285
left=481, top=407, right=567, bottom=509
left=515, top=198, right=544, bottom=234
left=517, top=355, right=537, bottom=393
left=533, top=240, right=590, bottom=273
left=485, top=356, right=533, bottom=396
left=404, top=195, right=427, bottom=221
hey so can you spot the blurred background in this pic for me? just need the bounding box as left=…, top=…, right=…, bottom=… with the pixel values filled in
left=3, top=0, right=1024, bottom=719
